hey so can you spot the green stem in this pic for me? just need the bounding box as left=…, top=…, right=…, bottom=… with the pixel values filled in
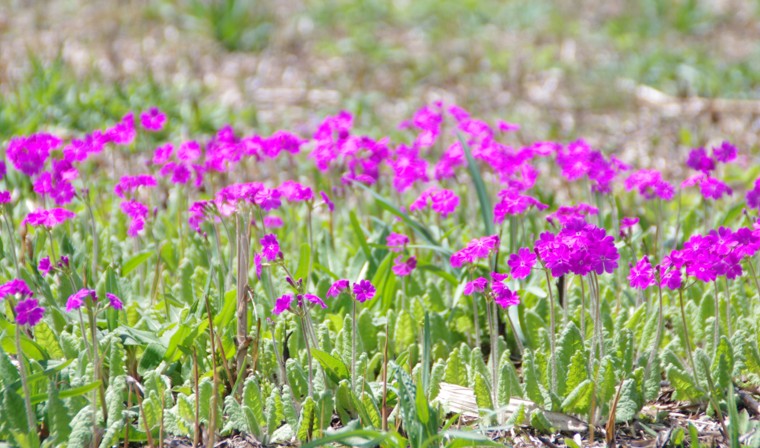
left=678, top=288, right=697, bottom=377
left=15, top=323, right=40, bottom=446
left=543, top=269, right=557, bottom=393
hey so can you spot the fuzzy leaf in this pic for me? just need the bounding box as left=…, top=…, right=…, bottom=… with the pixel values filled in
left=555, top=322, right=584, bottom=397
left=311, top=348, right=350, bottom=384
left=561, top=379, right=594, bottom=414
left=296, top=396, right=317, bottom=442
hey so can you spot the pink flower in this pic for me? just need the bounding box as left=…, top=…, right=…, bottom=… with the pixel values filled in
left=279, top=181, right=314, bottom=202
left=686, top=147, right=715, bottom=172
left=0, top=279, right=33, bottom=299
left=254, top=187, right=282, bottom=211
left=140, top=107, right=166, bottom=131
left=66, top=289, right=97, bottom=312
left=546, top=204, right=598, bottom=226
left=0, top=190, right=11, bottom=203
left=327, top=279, right=350, bottom=298
left=114, top=175, right=157, bottom=198
left=23, top=208, right=76, bottom=227
left=352, top=280, right=376, bottom=303
left=463, top=277, right=488, bottom=295
left=386, top=233, right=409, bottom=252
left=620, top=217, right=639, bottom=230
left=106, top=293, right=124, bottom=310
left=494, top=189, right=547, bottom=224
left=260, top=234, right=280, bottom=261
left=178, top=141, right=202, bottom=161
left=273, top=294, right=293, bottom=315
left=410, top=188, right=460, bottom=218
left=508, top=247, right=537, bottom=279
left=263, top=216, right=283, bottom=228
left=625, top=169, right=675, bottom=201
left=712, top=141, right=737, bottom=163
left=450, top=235, right=500, bottom=268
left=6, top=133, right=60, bottom=176
left=392, top=256, right=416, bottom=276
left=300, top=293, right=326, bottom=309
left=254, top=253, right=263, bottom=279
left=107, top=113, right=136, bottom=145
left=320, top=191, right=335, bottom=212
left=496, top=120, right=520, bottom=132
left=15, top=298, right=45, bottom=326
left=492, top=283, right=520, bottom=308
left=659, top=266, right=682, bottom=290
left=152, top=143, right=174, bottom=165
left=121, top=200, right=149, bottom=237
left=628, top=256, right=655, bottom=290
left=39, top=257, right=52, bottom=276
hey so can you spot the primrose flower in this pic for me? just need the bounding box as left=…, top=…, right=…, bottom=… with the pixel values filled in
left=546, top=203, right=598, bottom=226
left=620, top=216, right=639, bottom=230
left=23, top=208, right=76, bottom=227
left=0, top=190, right=11, bottom=203
left=327, top=279, right=350, bottom=298
left=628, top=256, right=655, bottom=290
left=0, top=161, right=5, bottom=180
left=6, top=133, right=60, bottom=176
left=463, top=277, right=488, bottom=295
left=386, top=233, right=409, bottom=252
left=15, top=298, right=45, bottom=326
left=410, top=187, right=460, bottom=217
left=253, top=253, right=263, bottom=279
left=352, top=280, right=376, bottom=303
left=260, top=234, right=280, bottom=261
left=152, top=143, right=174, bottom=165
left=0, top=279, right=33, bottom=299
left=450, top=235, right=500, bottom=268
left=279, top=181, right=314, bottom=202
left=106, top=293, right=124, bottom=310
left=66, top=289, right=97, bottom=312
left=254, top=187, right=282, bottom=211
left=492, top=283, right=520, bottom=308
left=534, top=218, right=619, bottom=277
left=320, top=191, right=335, bottom=212
left=712, top=141, right=737, bottom=163
left=507, top=247, right=537, bottom=279
left=493, top=188, right=547, bottom=224
left=658, top=266, right=682, bottom=290
left=263, top=216, right=283, bottom=228
left=686, top=147, right=715, bottom=173
left=114, top=174, right=157, bottom=198
left=273, top=294, right=293, bottom=315
left=107, top=113, right=136, bottom=145
left=300, top=294, right=326, bottom=309
left=39, top=257, right=52, bottom=276
left=497, top=120, right=520, bottom=132
left=140, top=107, right=166, bottom=131
left=120, top=200, right=149, bottom=237
left=387, top=144, right=429, bottom=193
left=392, top=255, right=417, bottom=277
left=624, top=169, right=675, bottom=201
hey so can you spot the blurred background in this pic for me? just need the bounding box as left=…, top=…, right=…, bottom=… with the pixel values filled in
left=1, top=0, right=760, bottom=162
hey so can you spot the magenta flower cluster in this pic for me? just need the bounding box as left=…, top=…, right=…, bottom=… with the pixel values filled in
left=535, top=218, right=620, bottom=277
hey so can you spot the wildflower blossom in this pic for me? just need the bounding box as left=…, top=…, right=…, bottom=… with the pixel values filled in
left=508, top=247, right=537, bottom=279
left=620, top=217, right=639, bottom=230
left=107, top=113, right=136, bottom=145
left=628, top=256, right=655, bottom=290
left=300, top=293, right=326, bottom=309
left=535, top=218, right=619, bottom=277
left=39, top=257, right=52, bottom=276
left=320, top=191, right=335, bottom=212
left=352, top=280, right=376, bottom=303
left=497, top=120, right=520, bottom=132
left=263, top=216, right=283, bottom=228
left=387, top=144, right=429, bottom=193
left=463, top=277, right=488, bottom=295
left=493, top=188, right=547, bottom=224
left=106, top=293, right=124, bottom=310
left=686, top=147, right=715, bottom=172
left=66, top=289, right=97, bottom=312
left=260, top=234, right=280, bottom=261
left=254, top=187, right=282, bottom=211
left=492, top=282, right=520, bottom=308
left=410, top=187, right=460, bottom=217
left=15, top=298, right=45, bottom=326
left=658, top=266, right=682, bottom=290
left=140, top=107, right=166, bottom=131
left=450, top=235, right=500, bottom=268
left=279, top=181, right=314, bottom=202
left=6, top=133, right=60, bottom=176
left=114, top=175, right=157, bottom=198
left=23, top=208, right=76, bottom=227
left=386, top=233, right=409, bottom=252
left=392, top=255, right=417, bottom=276
left=546, top=203, right=598, bottom=226
left=120, top=200, right=149, bottom=237
left=624, top=169, right=675, bottom=200
left=152, top=143, right=174, bottom=165
left=327, top=279, right=350, bottom=298
left=712, top=141, right=737, bottom=163
left=0, top=190, right=11, bottom=203
left=273, top=294, right=293, bottom=315
left=0, top=279, right=32, bottom=299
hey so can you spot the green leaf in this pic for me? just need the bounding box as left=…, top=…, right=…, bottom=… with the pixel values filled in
left=349, top=211, right=374, bottom=269
left=444, top=348, right=468, bottom=387
left=667, top=366, right=704, bottom=402
left=30, top=380, right=102, bottom=405
left=311, top=348, right=350, bottom=383
left=615, top=378, right=642, bottom=422
left=458, top=133, right=494, bottom=235
left=711, top=336, right=734, bottom=389
left=121, top=251, right=152, bottom=277
left=355, top=183, right=438, bottom=247
left=297, top=396, right=317, bottom=441
left=529, top=409, right=555, bottom=434
left=474, top=372, right=494, bottom=425
left=3, top=388, right=28, bottom=434
left=561, top=379, right=594, bottom=414
left=441, top=430, right=502, bottom=447
left=565, top=350, right=589, bottom=394
left=295, top=242, right=312, bottom=281
left=415, top=381, right=430, bottom=425
left=555, top=323, right=584, bottom=396
left=138, top=343, right=166, bottom=376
